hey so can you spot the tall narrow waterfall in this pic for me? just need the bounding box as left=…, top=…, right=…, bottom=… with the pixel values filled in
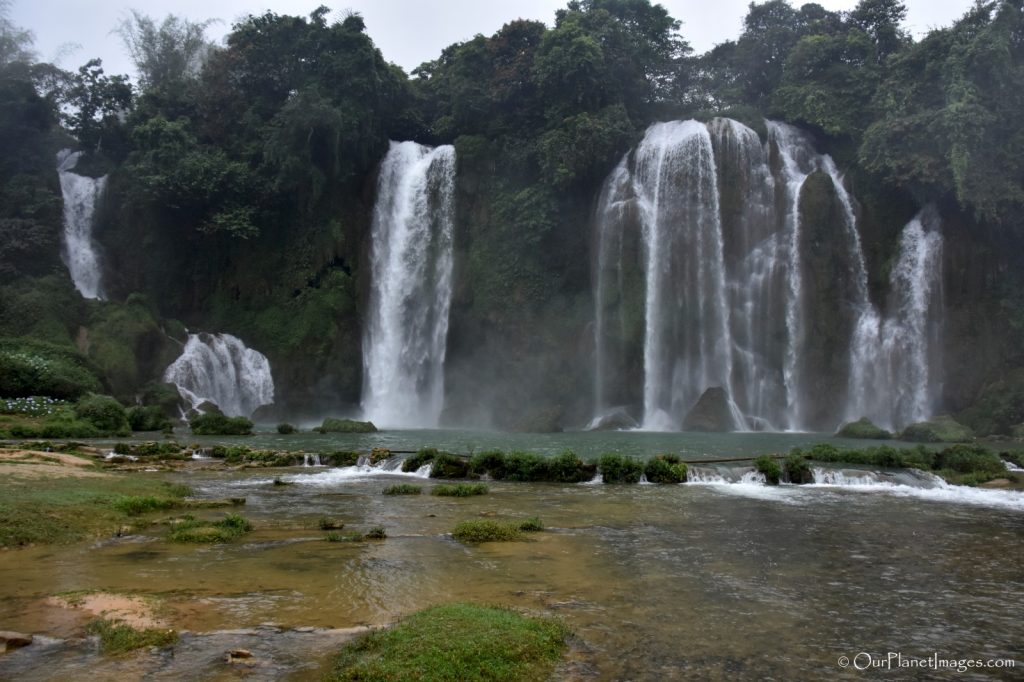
left=593, top=118, right=943, bottom=432
left=57, top=149, right=107, bottom=300
left=361, top=141, right=456, bottom=428
left=163, top=333, right=275, bottom=418
left=846, top=208, right=944, bottom=429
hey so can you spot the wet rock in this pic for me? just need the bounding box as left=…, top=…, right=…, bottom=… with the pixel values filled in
left=836, top=417, right=892, bottom=439
left=900, top=415, right=975, bottom=443
left=587, top=408, right=638, bottom=431
left=683, top=387, right=738, bottom=432
left=0, top=631, right=33, bottom=653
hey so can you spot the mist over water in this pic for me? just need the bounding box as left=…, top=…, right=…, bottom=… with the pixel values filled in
left=163, top=333, right=275, bottom=418
left=593, top=119, right=945, bottom=433
left=361, top=141, right=456, bottom=428
left=56, top=149, right=107, bottom=300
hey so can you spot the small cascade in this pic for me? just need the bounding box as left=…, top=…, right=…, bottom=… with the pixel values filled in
left=163, top=333, right=275, bottom=418
left=592, top=118, right=945, bottom=432
left=302, top=454, right=323, bottom=467
left=362, top=141, right=456, bottom=429
left=56, top=149, right=107, bottom=300
left=846, top=208, right=944, bottom=430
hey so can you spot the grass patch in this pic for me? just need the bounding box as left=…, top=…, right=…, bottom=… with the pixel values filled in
left=111, top=495, right=182, bottom=516
left=452, top=519, right=532, bottom=543
left=86, top=618, right=178, bottom=655
left=166, top=513, right=253, bottom=543
left=432, top=483, right=489, bottom=497
left=0, top=477, right=191, bottom=548
left=326, top=603, right=568, bottom=682
left=517, top=516, right=544, bottom=532
left=382, top=484, right=422, bottom=495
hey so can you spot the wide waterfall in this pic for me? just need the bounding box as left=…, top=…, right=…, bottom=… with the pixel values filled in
left=57, top=149, right=107, bottom=300
left=163, top=333, right=275, bottom=418
left=593, top=118, right=944, bottom=432
left=361, top=141, right=456, bottom=428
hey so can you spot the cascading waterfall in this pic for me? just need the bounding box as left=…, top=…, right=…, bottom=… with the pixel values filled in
left=592, top=118, right=944, bottom=432
left=846, top=208, right=944, bottom=429
left=163, top=333, right=275, bottom=417
left=361, top=141, right=456, bottom=428
left=56, top=149, right=107, bottom=300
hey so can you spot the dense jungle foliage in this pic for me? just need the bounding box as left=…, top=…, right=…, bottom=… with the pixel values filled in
left=1, top=0, right=1024, bottom=430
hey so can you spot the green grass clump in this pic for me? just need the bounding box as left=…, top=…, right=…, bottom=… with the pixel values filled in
left=319, top=516, right=344, bottom=530
left=112, top=495, right=182, bottom=516
left=382, top=484, right=422, bottom=495
left=166, top=513, right=253, bottom=543
left=452, top=519, right=524, bottom=543
left=598, top=453, right=643, bottom=483
left=326, top=603, right=568, bottom=682
left=365, top=526, right=387, bottom=539
left=402, top=447, right=438, bottom=472
left=86, top=619, right=178, bottom=655
left=643, top=455, right=688, bottom=484
left=324, top=450, right=361, bottom=467
left=517, top=517, right=544, bottom=532
left=189, top=413, right=253, bottom=435
left=429, top=452, right=471, bottom=478
left=432, top=483, right=489, bottom=497
left=784, top=452, right=813, bottom=484
left=127, top=405, right=173, bottom=432
left=754, top=455, right=782, bottom=485
left=326, top=527, right=386, bottom=542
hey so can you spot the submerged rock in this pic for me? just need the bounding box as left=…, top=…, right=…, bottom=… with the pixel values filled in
left=683, top=387, right=737, bottom=432
left=836, top=417, right=892, bottom=440
left=900, top=415, right=974, bottom=443
left=0, top=631, right=33, bottom=653
left=587, top=408, right=638, bottom=431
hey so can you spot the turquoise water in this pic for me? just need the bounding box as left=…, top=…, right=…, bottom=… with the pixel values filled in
left=177, top=428, right=929, bottom=460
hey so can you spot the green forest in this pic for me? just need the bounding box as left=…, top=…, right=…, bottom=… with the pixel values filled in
left=2, top=0, right=1024, bottom=433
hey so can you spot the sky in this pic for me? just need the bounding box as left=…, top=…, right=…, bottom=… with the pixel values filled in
left=11, top=0, right=974, bottom=80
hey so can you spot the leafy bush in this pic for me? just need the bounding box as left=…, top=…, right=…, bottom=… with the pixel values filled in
left=74, top=394, right=130, bottom=435
left=643, top=455, right=688, bottom=484
left=784, top=452, right=813, bottom=484
left=189, top=413, right=253, bottom=435
left=127, top=405, right=173, bottom=432
left=323, top=450, right=360, bottom=466
left=546, top=450, right=593, bottom=483
left=597, top=453, right=643, bottom=484
left=382, top=484, right=422, bottom=495
left=0, top=339, right=103, bottom=399
left=754, top=455, right=781, bottom=485
left=432, top=483, right=489, bottom=497
left=933, top=445, right=1005, bottom=476
left=276, top=422, right=296, bottom=434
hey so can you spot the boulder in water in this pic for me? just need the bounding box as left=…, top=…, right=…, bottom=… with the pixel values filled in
left=683, top=387, right=737, bottom=432
left=587, top=408, right=638, bottom=431
left=836, top=417, right=892, bottom=440
left=315, top=418, right=377, bottom=434
left=900, top=415, right=974, bottom=443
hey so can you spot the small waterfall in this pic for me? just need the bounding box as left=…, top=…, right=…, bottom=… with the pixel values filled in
left=846, top=208, right=944, bottom=429
left=361, top=141, right=456, bottom=429
left=592, top=118, right=945, bottom=432
left=163, top=333, right=275, bottom=417
left=56, top=149, right=107, bottom=299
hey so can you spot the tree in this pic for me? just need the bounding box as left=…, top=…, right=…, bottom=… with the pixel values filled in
left=62, top=59, right=132, bottom=154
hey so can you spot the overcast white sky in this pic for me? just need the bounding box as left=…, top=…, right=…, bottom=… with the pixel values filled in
left=12, top=0, right=973, bottom=80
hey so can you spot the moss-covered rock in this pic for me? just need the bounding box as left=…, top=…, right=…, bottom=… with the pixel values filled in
left=682, top=387, right=738, bottom=432
left=315, top=417, right=377, bottom=433
left=957, top=368, right=1024, bottom=436
left=783, top=452, right=813, bottom=484
left=836, top=417, right=892, bottom=439
left=900, top=415, right=975, bottom=443
left=587, top=408, right=638, bottom=431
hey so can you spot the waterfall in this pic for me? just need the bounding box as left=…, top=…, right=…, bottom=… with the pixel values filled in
left=846, top=208, right=944, bottom=429
left=163, top=333, right=275, bottom=418
left=361, top=141, right=456, bottom=428
left=592, top=118, right=944, bottom=432
left=57, top=149, right=107, bottom=300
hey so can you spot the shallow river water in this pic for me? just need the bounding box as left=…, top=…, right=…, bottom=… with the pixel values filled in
left=1, top=431, right=1022, bottom=680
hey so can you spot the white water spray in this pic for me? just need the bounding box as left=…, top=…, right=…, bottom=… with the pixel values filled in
left=163, top=333, right=275, bottom=417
